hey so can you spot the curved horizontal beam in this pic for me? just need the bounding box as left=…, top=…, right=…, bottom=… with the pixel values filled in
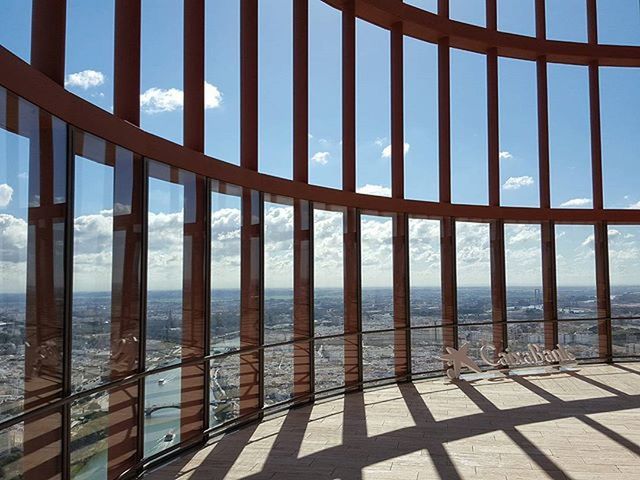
left=322, top=0, right=640, bottom=66
left=1, top=46, right=639, bottom=224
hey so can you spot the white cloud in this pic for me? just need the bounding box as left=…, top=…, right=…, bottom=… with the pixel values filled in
left=381, top=142, right=410, bottom=159
left=357, top=184, right=391, bottom=197
left=560, top=198, right=591, bottom=208
left=0, top=184, right=13, bottom=207
left=65, top=70, right=105, bottom=90
left=140, top=87, right=183, bottom=113
left=374, top=137, right=387, bottom=147
left=311, top=151, right=330, bottom=165
left=499, top=151, right=513, bottom=160
left=502, top=176, right=534, bottom=190
left=204, top=81, right=222, bottom=109
left=627, top=201, right=640, bottom=209
left=141, top=82, right=222, bottom=114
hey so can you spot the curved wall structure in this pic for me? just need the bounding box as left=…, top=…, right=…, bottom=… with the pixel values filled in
left=0, top=1, right=639, bottom=479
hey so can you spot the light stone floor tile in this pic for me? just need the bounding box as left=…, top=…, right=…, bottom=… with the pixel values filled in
left=147, top=363, right=640, bottom=480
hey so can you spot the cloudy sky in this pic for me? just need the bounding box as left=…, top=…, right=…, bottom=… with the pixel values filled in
left=1, top=1, right=640, bottom=292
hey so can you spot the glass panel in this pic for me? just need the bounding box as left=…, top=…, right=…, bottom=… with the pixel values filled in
left=451, top=49, right=487, bottom=205
left=404, top=37, right=438, bottom=202
left=505, top=224, right=543, bottom=321
left=259, top=0, right=293, bottom=179
left=0, top=422, right=24, bottom=480
left=146, top=166, right=184, bottom=370
left=264, top=345, right=294, bottom=406
left=403, top=0, right=437, bottom=12
left=458, top=324, right=493, bottom=367
left=144, top=369, right=181, bottom=457
left=211, top=184, right=242, bottom=354
left=608, top=226, right=640, bottom=318
left=597, top=0, right=640, bottom=46
left=558, top=320, right=599, bottom=359
left=546, top=0, right=587, bottom=42
left=411, top=327, right=443, bottom=373
left=0, top=122, right=29, bottom=419
left=264, top=200, right=294, bottom=345
left=450, top=0, right=486, bottom=26
left=555, top=225, right=597, bottom=320
left=314, top=337, right=344, bottom=392
left=356, top=20, right=391, bottom=197
left=362, top=332, right=394, bottom=382
left=499, top=58, right=539, bottom=207
left=409, top=218, right=441, bottom=326
left=1, top=92, right=68, bottom=417
left=456, top=222, right=492, bottom=324
left=612, top=319, right=640, bottom=358
left=72, top=155, right=114, bottom=391
left=205, top=0, right=240, bottom=163
left=507, top=322, right=545, bottom=352
left=361, top=215, right=393, bottom=331
left=313, top=208, right=344, bottom=337
left=0, top=1, right=32, bottom=62
left=65, top=0, right=114, bottom=111
left=140, top=0, right=184, bottom=143
left=600, top=67, right=640, bottom=209
left=497, top=0, right=535, bottom=36
left=0, top=412, right=62, bottom=480
left=309, top=0, right=342, bottom=189
left=70, top=391, right=109, bottom=479
left=210, top=354, right=240, bottom=427
left=548, top=64, right=592, bottom=208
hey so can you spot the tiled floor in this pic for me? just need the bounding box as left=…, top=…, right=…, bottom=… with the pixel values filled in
left=147, top=363, right=640, bottom=479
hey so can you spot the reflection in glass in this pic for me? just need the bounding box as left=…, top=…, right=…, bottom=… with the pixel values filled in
left=362, top=332, right=394, bottom=382
left=458, top=324, right=493, bottom=367
left=211, top=185, right=242, bottom=354
left=555, top=225, right=596, bottom=320
left=409, top=218, right=441, bottom=326
left=456, top=222, right=491, bottom=324
left=558, top=321, right=598, bottom=359
left=505, top=224, right=543, bottom=321
left=315, top=338, right=344, bottom=392
left=608, top=226, right=640, bottom=318
left=0, top=123, right=29, bottom=419
left=70, top=391, right=109, bottom=479
left=210, top=355, right=240, bottom=428
left=411, top=328, right=443, bottom=373
left=72, top=156, right=114, bottom=391
left=612, top=319, right=640, bottom=358
left=146, top=172, right=184, bottom=370
left=0, top=422, right=23, bottom=480
left=361, top=215, right=393, bottom=331
left=144, top=370, right=181, bottom=458
left=507, top=322, right=545, bottom=352
left=264, top=345, right=294, bottom=406
left=314, top=208, right=344, bottom=337
left=264, top=201, right=294, bottom=345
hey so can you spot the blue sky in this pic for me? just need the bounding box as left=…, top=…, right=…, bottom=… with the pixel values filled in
left=1, top=1, right=640, bottom=290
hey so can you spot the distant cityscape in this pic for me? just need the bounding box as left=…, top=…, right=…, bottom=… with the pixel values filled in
left=1, top=286, right=640, bottom=478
